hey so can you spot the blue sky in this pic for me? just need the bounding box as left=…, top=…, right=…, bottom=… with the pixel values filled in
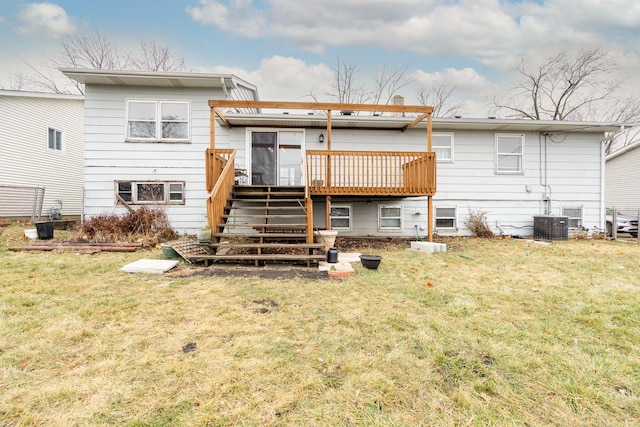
left=1, top=0, right=639, bottom=117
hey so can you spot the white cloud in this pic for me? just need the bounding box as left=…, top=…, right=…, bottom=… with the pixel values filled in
left=186, top=0, right=640, bottom=68
left=198, top=55, right=334, bottom=102
left=18, top=2, right=76, bottom=39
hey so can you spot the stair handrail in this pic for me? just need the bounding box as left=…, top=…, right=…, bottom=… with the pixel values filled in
left=207, top=149, right=236, bottom=235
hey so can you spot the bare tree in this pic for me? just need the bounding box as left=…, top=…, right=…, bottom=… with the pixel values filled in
left=492, top=48, right=622, bottom=120
left=310, top=53, right=413, bottom=114
left=417, top=80, right=464, bottom=117
left=127, top=40, right=186, bottom=72
left=9, top=31, right=188, bottom=94
left=370, top=62, right=415, bottom=106
left=327, top=53, right=371, bottom=105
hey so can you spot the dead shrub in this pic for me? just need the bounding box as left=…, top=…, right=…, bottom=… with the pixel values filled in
left=75, top=206, right=178, bottom=244
left=464, top=209, right=494, bottom=238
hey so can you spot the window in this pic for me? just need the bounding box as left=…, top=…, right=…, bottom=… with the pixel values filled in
left=116, top=181, right=185, bottom=204
left=435, top=206, right=457, bottom=229
left=562, top=206, right=583, bottom=228
left=330, top=205, right=352, bottom=230
left=433, top=133, right=453, bottom=162
left=379, top=205, right=403, bottom=231
left=126, top=100, right=190, bottom=142
left=496, top=134, right=524, bottom=173
left=48, top=127, right=63, bottom=151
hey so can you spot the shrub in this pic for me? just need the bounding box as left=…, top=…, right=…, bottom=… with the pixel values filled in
left=76, top=206, right=178, bottom=244
left=464, top=209, right=494, bottom=238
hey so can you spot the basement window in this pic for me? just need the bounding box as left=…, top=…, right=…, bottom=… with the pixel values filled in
left=330, top=205, right=352, bottom=230
left=435, top=206, right=457, bottom=229
left=562, top=206, right=583, bottom=228
left=379, top=205, right=403, bottom=231
left=116, top=181, right=185, bottom=205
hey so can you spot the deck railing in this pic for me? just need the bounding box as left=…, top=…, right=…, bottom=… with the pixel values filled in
left=206, top=149, right=236, bottom=234
left=306, top=150, right=436, bottom=196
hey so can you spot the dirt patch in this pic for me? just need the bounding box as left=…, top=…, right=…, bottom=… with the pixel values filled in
left=166, top=265, right=331, bottom=280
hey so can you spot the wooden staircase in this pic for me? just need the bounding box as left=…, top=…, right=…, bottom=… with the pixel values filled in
left=194, top=186, right=326, bottom=266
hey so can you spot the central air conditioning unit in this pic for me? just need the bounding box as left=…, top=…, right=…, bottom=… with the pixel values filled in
left=533, top=216, right=569, bottom=241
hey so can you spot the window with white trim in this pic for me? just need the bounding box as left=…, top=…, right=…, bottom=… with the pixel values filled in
left=126, top=100, right=190, bottom=142
left=433, top=133, right=453, bottom=162
left=330, top=205, right=352, bottom=230
left=496, top=134, right=524, bottom=173
left=379, top=205, right=403, bottom=231
left=116, top=181, right=185, bottom=205
left=435, top=206, right=457, bottom=229
left=562, top=206, right=583, bottom=228
left=48, top=127, right=63, bottom=151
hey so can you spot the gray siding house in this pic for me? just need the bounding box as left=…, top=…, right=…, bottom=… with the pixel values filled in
left=0, top=89, right=84, bottom=219
left=605, top=140, right=640, bottom=210
left=63, top=69, right=620, bottom=239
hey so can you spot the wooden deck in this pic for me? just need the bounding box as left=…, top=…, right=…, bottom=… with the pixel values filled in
left=306, top=150, right=436, bottom=196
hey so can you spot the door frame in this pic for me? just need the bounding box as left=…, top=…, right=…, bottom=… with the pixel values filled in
left=245, top=128, right=306, bottom=186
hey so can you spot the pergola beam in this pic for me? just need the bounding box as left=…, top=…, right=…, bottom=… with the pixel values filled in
left=208, top=100, right=433, bottom=115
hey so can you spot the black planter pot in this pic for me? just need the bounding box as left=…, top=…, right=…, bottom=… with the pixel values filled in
left=360, top=254, right=382, bottom=269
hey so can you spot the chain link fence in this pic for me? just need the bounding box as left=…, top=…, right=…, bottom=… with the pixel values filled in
left=0, top=185, right=45, bottom=222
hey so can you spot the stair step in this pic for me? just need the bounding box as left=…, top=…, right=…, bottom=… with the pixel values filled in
left=210, top=242, right=324, bottom=249
left=190, top=254, right=327, bottom=261
left=225, top=206, right=305, bottom=211
left=222, top=214, right=307, bottom=219
left=233, top=191, right=304, bottom=197
left=218, top=223, right=307, bottom=229
left=229, top=198, right=303, bottom=203
left=213, top=232, right=308, bottom=239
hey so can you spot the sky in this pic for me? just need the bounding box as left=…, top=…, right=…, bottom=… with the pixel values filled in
left=1, top=0, right=640, bottom=117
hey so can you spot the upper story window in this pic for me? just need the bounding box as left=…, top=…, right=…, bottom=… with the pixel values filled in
left=496, top=134, right=524, bottom=174
left=48, top=127, right=63, bottom=151
left=126, top=100, right=190, bottom=142
left=433, top=133, right=453, bottom=162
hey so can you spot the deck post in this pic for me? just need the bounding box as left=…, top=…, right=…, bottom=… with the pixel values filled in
left=427, top=113, right=433, bottom=242
left=210, top=106, right=215, bottom=150
left=325, top=196, right=331, bottom=231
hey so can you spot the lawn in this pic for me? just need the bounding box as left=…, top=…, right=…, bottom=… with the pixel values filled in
left=1, top=223, right=639, bottom=426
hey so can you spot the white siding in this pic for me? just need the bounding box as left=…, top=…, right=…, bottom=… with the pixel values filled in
left=295, top=127, right=603, bottom=237
left=605, top=145, right=640, bottom=209
left=0, top=92, right=84, bottom=217
left=83, top=85, right=231, bottom=233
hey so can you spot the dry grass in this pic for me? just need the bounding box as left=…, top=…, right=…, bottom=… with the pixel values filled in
left=1, top=223, right=639, bottom=426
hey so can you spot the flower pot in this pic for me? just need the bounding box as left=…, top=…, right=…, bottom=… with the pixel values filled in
left=328, top=269, right=352, bottom=279
left=360, top=254, right=382, bottom=270
left=197, top=228, right=211, bottom=243
left=161, top=243, right=180, bottom=259
left=314, top=230, right=338, bottom=250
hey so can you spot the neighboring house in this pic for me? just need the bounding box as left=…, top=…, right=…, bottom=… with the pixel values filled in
left=62, top=69, right=622, bottom=265
left=605, top=140, right=640, bottom=209
left=61, top=68, right=259, bottom=232
left=0, top=89, right=84, bottom=220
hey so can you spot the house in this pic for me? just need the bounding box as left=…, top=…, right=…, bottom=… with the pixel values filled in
left=61, top=68, right=259, bottom=232
left=605, top=140, right=640, bottom=210
left=63, top=68, right=622, bottom=264
left=206, top=100, right=620, bottom=239
left=0, top=89, right=84, bottom=221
